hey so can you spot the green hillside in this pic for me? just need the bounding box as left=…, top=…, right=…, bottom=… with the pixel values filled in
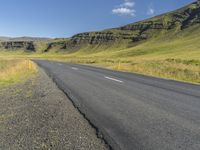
left=1, top=0, right=200, bottom=83
left=60, top=23, right=200, bottom=83
left=49, top=0, right=200, bottom=53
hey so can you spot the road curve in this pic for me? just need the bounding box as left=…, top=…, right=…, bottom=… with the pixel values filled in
left=35, top=60, right=200, bottom=150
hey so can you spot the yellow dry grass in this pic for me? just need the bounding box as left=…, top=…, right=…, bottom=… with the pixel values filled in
left=0, top=59, right=37, bottom=86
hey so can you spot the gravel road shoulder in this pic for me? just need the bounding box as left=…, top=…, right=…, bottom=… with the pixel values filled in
left=0, top=68, right=109, bottom=150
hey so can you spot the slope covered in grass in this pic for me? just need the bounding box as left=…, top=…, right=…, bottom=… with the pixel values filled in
left=56, top=23, right=200, bottom=83
left=1, top=1, right=200, bottom=83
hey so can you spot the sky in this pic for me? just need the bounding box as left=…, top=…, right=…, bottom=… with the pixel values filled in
left=0, top=0, right=196, bottom=38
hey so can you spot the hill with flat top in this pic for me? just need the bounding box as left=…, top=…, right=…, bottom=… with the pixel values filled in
left=1, top=0, right=200, bottom=83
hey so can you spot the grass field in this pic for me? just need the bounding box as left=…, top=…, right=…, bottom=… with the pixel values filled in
left=0, top=1, right=200, bottom=84
left=0, top=59, right=37, bottom=86
left=0, top=25, right=200, bottom=84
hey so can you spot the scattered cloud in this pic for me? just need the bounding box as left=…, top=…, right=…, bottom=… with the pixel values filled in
left=112, top=0, right=136, bottom=17
left=147, top=5, right=155, bottom=16
left=120, top=1, right=135, bottom=8
left=112, top=8, right=135, bottom=16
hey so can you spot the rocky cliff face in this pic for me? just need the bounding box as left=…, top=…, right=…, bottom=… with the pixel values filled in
left=67, top=31, right=147, bottom=45
left=0, top=41, right=35, bottom=51
left=1, top=1, right=200, bottom=52
left=54, top=0, right=200, bottom=51
left=180, top=1, right=200, bottom=29
left=0, top=37, right=50, bottom=52
left=121, top=0, right=200, bottom=31
left=55, top=31, right=148, bottom=51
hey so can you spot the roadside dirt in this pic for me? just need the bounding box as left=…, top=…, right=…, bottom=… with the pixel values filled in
left=0, top=68, right=108, bottom=150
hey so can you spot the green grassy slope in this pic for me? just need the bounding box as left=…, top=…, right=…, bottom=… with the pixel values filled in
left=51, top=0, right=200, bottom=53
left=58, top=23, right=200, bottom=83
left=1, top=1, right=200, bottom=83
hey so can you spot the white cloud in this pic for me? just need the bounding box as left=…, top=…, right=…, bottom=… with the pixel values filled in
left=112, top=0, right=136, bottom=17
left=147, top=6, right=155, bottom=16
left=112, top=7, right=135, bottom=16
left=120, top=1, right=135, bottom=8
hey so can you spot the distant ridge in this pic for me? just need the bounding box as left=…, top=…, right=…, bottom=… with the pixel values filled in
left=44, top=0, right=200, bottom=52
left=0, top=0, right=200, bottom=52
left=0, top=36, right=51, bottom=42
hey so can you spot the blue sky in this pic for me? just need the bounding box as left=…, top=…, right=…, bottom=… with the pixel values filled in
left=0, top=0, right=196, bottom=38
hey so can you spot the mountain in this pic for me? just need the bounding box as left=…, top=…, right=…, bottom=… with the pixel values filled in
left=0, top=36, right=50, bottom=42
left=0, top=1, right=200, bottom=83
left=0, top=0, right=200, bottom=53
left=0, top=37, right=51, bottom=52
left=44, top=0, right=200, bottom=53
left=43, top=0, right=200, bottom=84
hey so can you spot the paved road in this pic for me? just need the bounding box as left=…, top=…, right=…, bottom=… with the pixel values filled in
left=35, top=60, right=200, bottom=150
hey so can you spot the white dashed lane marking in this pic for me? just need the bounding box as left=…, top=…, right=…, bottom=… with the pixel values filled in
left=104, top=76, right=124, bottom=83
left=72, top=67, right=79, bottom=70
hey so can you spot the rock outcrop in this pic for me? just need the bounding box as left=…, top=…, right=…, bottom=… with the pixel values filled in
left=44, top=0, right=200, bottom=52
left=121, top=1, right=200, bottom=31
left=1, top=1, right=200, bottom=53
left=0, top=41, right=35, bottom=51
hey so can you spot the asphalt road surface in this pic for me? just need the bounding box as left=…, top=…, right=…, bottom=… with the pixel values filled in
left=35, top=60, right=200, bottom=150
